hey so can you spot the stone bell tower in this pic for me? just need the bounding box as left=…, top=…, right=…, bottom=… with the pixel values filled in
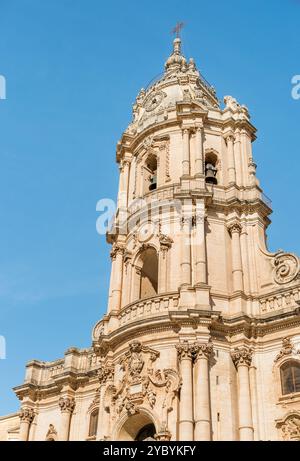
left=102, top=35, right=270, bottom=328
left=7, top=37, right=300, bottom=442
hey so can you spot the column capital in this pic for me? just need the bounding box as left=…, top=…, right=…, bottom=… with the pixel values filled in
left=224, top=132, right=235, bottom=143
left=20, top=407, right=35, bottom=423
left=110, top=243, right=125, bottom=260
left=180, top=215, right=193, bottom=229
left=227, top=222, right=242, bottom=235
left=231, top=346, right=253, bottom=368
left=176, top=341, right=194, bottom=360
left=192, top=341, right=213, bottom=361
left=195, top=120, right=204, bottom=130
left=58, top=396, right=76, bottom=414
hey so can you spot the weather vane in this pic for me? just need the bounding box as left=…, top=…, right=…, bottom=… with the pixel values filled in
left=172, top=22, right=185, bottom=38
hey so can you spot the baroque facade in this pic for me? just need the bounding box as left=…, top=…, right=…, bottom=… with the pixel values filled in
left=1, top=37, right=300, bottom=441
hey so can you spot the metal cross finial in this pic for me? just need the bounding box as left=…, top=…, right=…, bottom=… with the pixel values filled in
left=172, top=22, right=185, bottom=38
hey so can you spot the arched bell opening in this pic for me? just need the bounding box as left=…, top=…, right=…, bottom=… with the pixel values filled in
left=140, top=247, right=158, bottom=299
left=116, top=413, right=157, bottom=441
left=143, top=153, right=157, bottom=192
left=205, top=151, right=218, bottom=185
left=132, top=247, right=159, bottom=302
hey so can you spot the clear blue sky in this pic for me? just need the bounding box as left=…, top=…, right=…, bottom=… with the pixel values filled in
left=0, top=0, right=299, bottom=415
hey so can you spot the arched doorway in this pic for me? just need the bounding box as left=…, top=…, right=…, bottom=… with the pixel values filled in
left=116, top=413, right=157, bottom=441
left=135, top=423, right=156, bottom=441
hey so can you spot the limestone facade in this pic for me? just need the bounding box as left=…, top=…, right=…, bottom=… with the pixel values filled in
left=1, top=38, right=300, bottom=441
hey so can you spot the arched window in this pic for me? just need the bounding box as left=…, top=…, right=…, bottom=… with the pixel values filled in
left=280, top=361, right=300, bottom=395
left=88, top=409, right=99, bottom=437
left=205, top=151, right=218, bottom=185
left=139, top=247, right=158, bottom=299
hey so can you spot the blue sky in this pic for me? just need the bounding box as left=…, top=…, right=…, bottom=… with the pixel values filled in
left=0, top=0, right=299, bottom=415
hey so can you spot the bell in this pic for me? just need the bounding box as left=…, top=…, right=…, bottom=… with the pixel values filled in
left=205, top=163, right=217, bottom=184
left=149, top=173, right=157, bottom=191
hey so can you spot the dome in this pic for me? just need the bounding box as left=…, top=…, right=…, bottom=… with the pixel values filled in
left=126, top=38, right=219, bottom=135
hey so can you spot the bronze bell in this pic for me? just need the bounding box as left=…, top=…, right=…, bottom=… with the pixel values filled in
left=149, top=173, right=157, bottom=191
left=205, top=163, right=217, bottom=184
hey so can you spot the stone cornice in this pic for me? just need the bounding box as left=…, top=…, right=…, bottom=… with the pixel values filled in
left=93, top=307, right=300, bottom=354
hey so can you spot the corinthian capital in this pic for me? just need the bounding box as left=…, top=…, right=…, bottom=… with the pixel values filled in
left=20, top=407, right=35, bottom=423
left=110, top=243, right=125, bottom=260
left=192, top=342, right=213, bottom=361
left=176, top=341, right=193, bottom=360
left=231, top=346, right=253, bottom=368
left=227, top=222, right=242, bottom=235
left=58, top=397, right=76, bottom=414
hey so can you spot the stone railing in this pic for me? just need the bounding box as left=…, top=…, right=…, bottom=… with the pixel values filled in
left=118, top=292, right=180, bottom=326
left=259, top=287, right=300, bottom=314
left=206, top=184, right=271, bottom=208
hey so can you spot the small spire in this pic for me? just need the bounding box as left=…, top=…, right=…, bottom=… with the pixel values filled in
left=165, top=37, right=186, bottom=72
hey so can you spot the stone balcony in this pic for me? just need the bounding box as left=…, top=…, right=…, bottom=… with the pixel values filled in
left=118, top=291, right=180, bottom=326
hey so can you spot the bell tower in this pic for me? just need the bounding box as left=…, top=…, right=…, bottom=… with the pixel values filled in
left=101, top=35, right=271, bottom=334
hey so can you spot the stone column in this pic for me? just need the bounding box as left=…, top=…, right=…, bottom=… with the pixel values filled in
left=195, top=123, right=204, bottom=176
left=193, top=342, right=213, bottom=441
left=58, top=397, right=75, bottom=441
left=182, top=129, right=190, bottom=177
left=180, top=214, right=192, bottom=288
left=194, top=207, right=207, bottom=286
left=158, top=234, right=173, bottom=293
left=176, top=342, right=194, bottom=441
left=96, top=385, right=106, bottom=440
left=225, top=134, right=236, bottom=185
left=231, top=347, right=254, bottom=441
left=118, top=159, right=130, bottom=209
left=19, top=407, right=35, bottom=441
left=228, top=223, right=244, bottom=292
left=233, top=131, right=243, bottom=186
left=97, top=365, right=114, bottom=440
left=110, top=243, right=124, bottom=311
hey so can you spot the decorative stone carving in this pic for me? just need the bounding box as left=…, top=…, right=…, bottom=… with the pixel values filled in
left=192, top=342, right=213, bottom=360
left=58, top=397, right=75, bottom=414
left=108, top=341, right=179, bottom=434
left=231, top=346, right=253, bottom=368
left=180, top=215, right=194, bottom=229
left=159, top=232, right=173, bottom=256
left=144, top=91, right=166, bottom=112
left=46, top=424, right=57, bottom=441
left=138, top=222, right=156, bottom=243
left=176, top=341, right=193, bottom=360
left=276, top=413, right=300, bottom=441
left=110, top=243, right=125, bottom=260
left=275, top=337, right=300, bottom=362
left=224, top=95, right=240, bottom=111
left=228, top=222, right=242, bottom=235
left=273, top=252, right=300, bottom=285
left=97, top=363, right=115, bottom=385
left=20, top=407, right=35, bottom=423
